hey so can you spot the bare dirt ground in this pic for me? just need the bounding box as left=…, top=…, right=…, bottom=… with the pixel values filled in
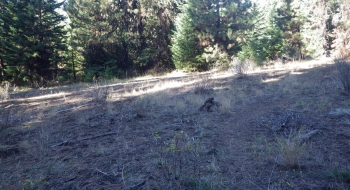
left=1, top=58, right=350, bottom=189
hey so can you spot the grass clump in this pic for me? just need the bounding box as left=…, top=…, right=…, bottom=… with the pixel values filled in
left=155, top=130, right=219, bottom=189
left=278, top=136, right=306, bottom=167
left=335, top=57, right=350, bottom=94
left=329, top=166, right=350, bottom=183
left=181, top=178, right=218, bottom=190
left=230, top=57, right=253, bottom=78
left=0, top=81, right=10, bottom=100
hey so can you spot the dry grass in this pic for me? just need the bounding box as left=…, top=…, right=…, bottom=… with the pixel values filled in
left=0, top=81, right=10, bottom=100
left=277, top=136, right=306, bottom=167
left=1, top=58, right=350, bottom=189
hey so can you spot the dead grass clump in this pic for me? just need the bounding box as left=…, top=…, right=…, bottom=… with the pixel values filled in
left=215, top=92, right=232, bottom=113
left=155, top=130, right=219, bottom=189
left=193, top=75, right=214, bottom=95
left=278, top=136, right=306, bottom=167
left=230, top=57, right=254, bottom=78
left=335, top=58, right=350, bottom=94
left=0, top=81, right=10, bottom=100
left=132, top=93, right=158, bottom=112
left=92, top=87, right=108, bottom=102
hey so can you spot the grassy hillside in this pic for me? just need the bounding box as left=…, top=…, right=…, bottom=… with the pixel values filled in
left=1, top=58, right=350, bottom=189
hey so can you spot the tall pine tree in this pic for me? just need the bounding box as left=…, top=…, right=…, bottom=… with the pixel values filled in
left=171, top=2, right=203, bottom=70
left=275, top=0, right=304, bottom=61
left=239, top=1, right=284, bottom=64
left=0, top=0, right=67, bottom=87
left=171, top=0, right=252, bottom=71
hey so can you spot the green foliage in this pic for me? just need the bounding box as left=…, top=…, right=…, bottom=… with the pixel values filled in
left=171, top=0, right=253, bottom=71
left=66, top=0, right=176, bottom=81
left=0, top=0, right=67, bottom=87
left=274, top=0, right=304, bottom=60
left=202, top=44, right=230, bottom=71
left=171, top=4, right=204, bottom=71
left=239, top=2, right=284, bottom=65
left=240, top=26, right=284, bottom=65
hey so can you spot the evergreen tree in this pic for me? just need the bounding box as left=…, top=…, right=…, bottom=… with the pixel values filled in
left=187, top=0, right=252, bottom=52
left=300, top=0, right=328, bottom=58
left=171, top=3, right=203, bottom=70
left=239, top=1, right=284, bottom=65
left=134, top=0, right=176, bottom=73
left=0, top=0, right=67, bottom=87
left=0, top=1, right=8, bottom=81
left=274, top=0, right=304, bottom=61
left=330, top=0, right=350, bottom=56
left=66, top=0, right=176, bottom=80
left=65, top=0, right=125, bottom=81
left=171, top=0, right=252, bottom=71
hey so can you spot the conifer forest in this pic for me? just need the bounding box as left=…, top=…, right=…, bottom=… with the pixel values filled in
left=0, top=0, right=349, bottom=87
left=2, top=1, right=350, bottom=189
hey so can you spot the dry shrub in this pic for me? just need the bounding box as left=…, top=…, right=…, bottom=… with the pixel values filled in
left=92, top=87, right=108, bottom=102
left=156, top=131, right=217, bottom=189
left=278, top=136, right=306, bottom=167
left=230, top=57, right=254, bottom=78
left=215, top=92, right=232, bottom=113
left=0, top=81, right=10, bottom=100
left=335, top=57, right=350, bottom=94
left=193, top=75, right=214, bottom=95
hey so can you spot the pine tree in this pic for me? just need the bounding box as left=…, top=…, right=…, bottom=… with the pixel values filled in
left=171, top=2, right=203, bottom=70
left=239, top=1, right=284, bottom=65
left=0, top=0, right=67, bottom=87
left=65, top=0, right=124, bottom=81
left=171, top=0, right=252, bottom=71
left=330, top=0, right=350, bottom=56
left=66, top=0, right=176, bottom=80
left=274, top=0, right=304, bottom=61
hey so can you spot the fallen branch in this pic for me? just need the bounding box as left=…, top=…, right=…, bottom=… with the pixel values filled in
left=44, top=103, right=94, bottom=116
left=129, top=180, right=146, bottom=190
left=50, top=131, right=118, bottom=148
left=96, top=168, right=108, bottom=176
left=301, top=129, right=321, bottom=142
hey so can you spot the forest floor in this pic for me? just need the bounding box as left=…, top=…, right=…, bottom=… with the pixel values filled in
left=1, top=57, right=350, bottom=189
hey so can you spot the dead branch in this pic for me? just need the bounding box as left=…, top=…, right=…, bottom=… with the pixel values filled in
left=301, top=129, right=321, bottom=141
left=45, top=103, right=94, bottom=116
left=96, top=168, right=108, bottom=176
left=50, top=131, right=118, bottom=148
left=129, top=180, right=146, bottom=190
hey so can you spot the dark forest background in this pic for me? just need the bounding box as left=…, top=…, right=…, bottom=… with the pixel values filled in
left=0, top=0, right=349, bottom=87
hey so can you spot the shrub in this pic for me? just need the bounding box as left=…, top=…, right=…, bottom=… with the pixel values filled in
left=0, top=81, right=10, bottom=100
left=278, top=137, right=306, bottom=167
left=329, top=166, right=350, bottom=183
left=230, top=57, right=253, bottom=78
left=335, top=58, right=350, bottom=94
